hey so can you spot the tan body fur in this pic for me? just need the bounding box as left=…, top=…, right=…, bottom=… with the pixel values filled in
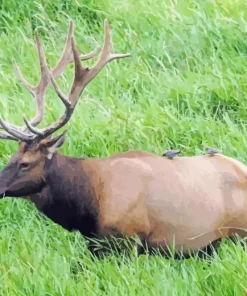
left=27, top=150, right=247, bottom=254
left=96, top=151, right=247, bottom=251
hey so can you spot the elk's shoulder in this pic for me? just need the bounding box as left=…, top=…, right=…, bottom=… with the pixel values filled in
left=109, top=157, right=153, bottom=173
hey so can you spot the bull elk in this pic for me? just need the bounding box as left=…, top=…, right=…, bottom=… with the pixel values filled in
left=0, top=20, right=246, bottom=260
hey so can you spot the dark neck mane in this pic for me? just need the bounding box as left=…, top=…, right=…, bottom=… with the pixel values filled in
left=30, top=153, right=99, bottom=237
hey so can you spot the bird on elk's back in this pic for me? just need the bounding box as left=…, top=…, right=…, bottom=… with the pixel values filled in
left=162, top=149, right=180, bottom=159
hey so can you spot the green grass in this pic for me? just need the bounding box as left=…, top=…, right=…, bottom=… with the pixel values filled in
left=1, top=0, right=247, bottom=294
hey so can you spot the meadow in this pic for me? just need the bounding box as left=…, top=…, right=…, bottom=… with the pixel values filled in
left=1, top=0, right=247, bottom=294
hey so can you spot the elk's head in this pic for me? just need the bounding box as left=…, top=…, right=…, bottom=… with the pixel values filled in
left=0, top=133, right=67, bottom=197
left=0, top=19, right=130, bottom=198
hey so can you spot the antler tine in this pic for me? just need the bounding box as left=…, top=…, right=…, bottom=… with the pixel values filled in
left=85, top=19, right=131, bottom=87
left=29, top=30, right=50, bottom=128
left=0, top=101, right=32, bottom=141
left=0, top=130, right=18, bottom=141
left=12, top=59, right=35, bottom=95
left=23, top=19, right=130, bottom=139
left=52, top=20, right=101, bottom=79
left=12, top=28, right=51, bottom=131
left=0, top=116, right=32, bottom=141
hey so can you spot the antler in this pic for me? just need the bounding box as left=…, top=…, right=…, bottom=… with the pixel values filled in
left=22, top=19, right=130, bottom=140
left=0, top=19, right=126, bottom=143
left=0, top=20, right=101, bottom=141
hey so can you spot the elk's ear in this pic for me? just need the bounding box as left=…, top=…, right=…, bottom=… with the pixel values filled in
left=40, top=131, right=67, bottom=159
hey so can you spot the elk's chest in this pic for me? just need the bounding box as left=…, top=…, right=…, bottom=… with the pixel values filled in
left=30, top=189, right=98, bottom=237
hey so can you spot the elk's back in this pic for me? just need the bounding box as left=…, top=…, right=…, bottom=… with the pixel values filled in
left=92, top=153, right=247, bottom=251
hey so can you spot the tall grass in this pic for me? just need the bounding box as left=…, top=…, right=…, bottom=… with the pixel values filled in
left=1, top=0, right=247, bottom=294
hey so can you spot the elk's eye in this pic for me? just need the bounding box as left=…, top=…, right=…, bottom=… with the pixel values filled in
left=20, top=163, right=30, bottom=170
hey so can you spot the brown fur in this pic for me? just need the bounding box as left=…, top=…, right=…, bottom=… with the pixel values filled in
left=1, top=138, right=247, bottom=257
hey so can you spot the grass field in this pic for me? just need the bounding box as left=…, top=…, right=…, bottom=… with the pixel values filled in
left=1, top=0, right=247, bottom=294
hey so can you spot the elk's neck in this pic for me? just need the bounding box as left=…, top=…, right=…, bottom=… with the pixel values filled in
left=31, top=153, right=99, bottom=237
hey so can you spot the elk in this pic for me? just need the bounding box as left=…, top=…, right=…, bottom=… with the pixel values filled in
left=0, top=20, right=247, bottom=260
